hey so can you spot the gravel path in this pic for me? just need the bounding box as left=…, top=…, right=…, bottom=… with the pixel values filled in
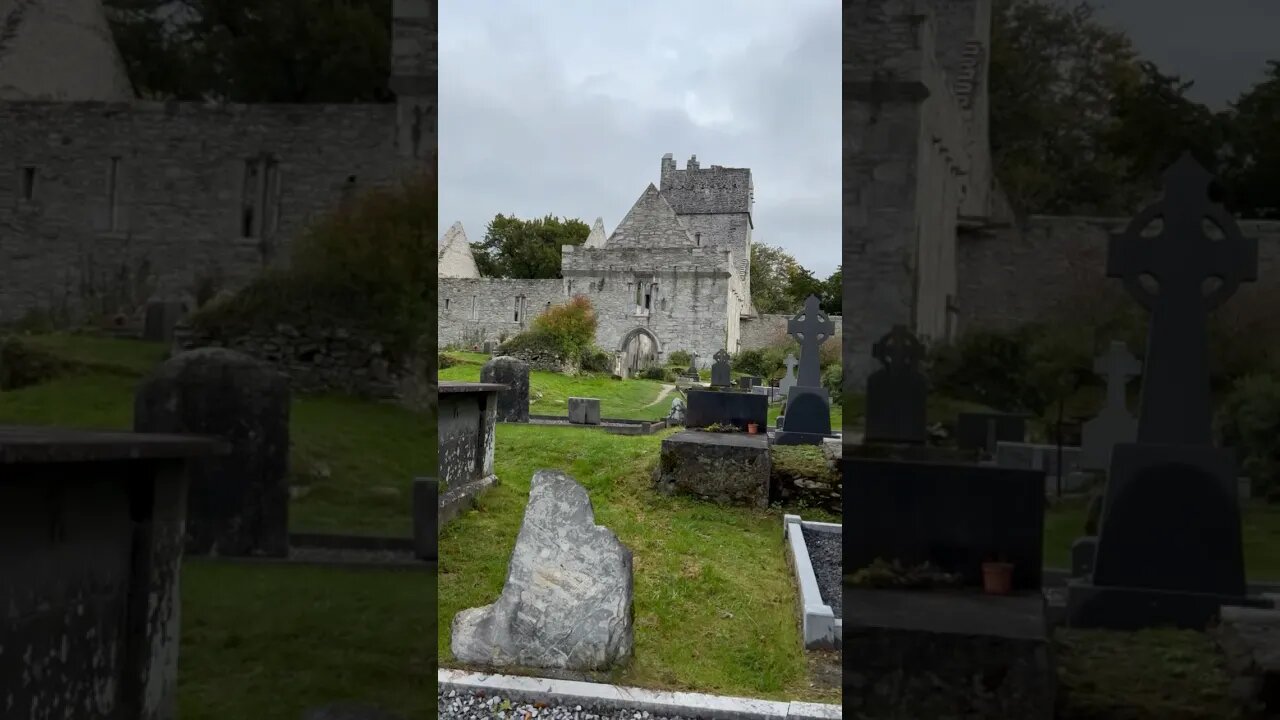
left=642, top=383, right=677, bottom=408
left=801, top=527, right=842, bottom=616
left=438, top=689, right=702, bottom=720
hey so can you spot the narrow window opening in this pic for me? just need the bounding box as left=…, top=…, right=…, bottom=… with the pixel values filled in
left=471, top=296, right=478, bottom=320
left=644, top=286, right=652, bottom=310
left=20, top=166, right=35, bottom=200
left=241, top=159, right=260, bottom=238
left=444, top=298, right=450, bottom=310
left=514, top=297, right=522, bottom=322
left=694, top=232, right=701, bottom=246
left=107, top=158, right=120, bottom=230
left=262, top=159, right=281, bottom=235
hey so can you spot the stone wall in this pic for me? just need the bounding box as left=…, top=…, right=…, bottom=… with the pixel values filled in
left=739, top=313, right=844, bottom=351
left=957, top=216, right=1280, bottom=331
left=171, top=322, right=428, bottom=409
left=0, top=100, right=408, bottom=324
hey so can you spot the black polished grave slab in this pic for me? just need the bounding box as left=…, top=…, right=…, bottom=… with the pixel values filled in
left=685, top=388, right=767, bottom=432
left=864, top=325, right=928, bottom=444
left=1068, top=155, right=1265, bottom=630
left=955, top=412, right=1028, bottom=452
left=844, top=457, right=1045, bottom=590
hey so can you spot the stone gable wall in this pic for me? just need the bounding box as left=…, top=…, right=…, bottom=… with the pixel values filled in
left=739, top=313, right=844, bottom=351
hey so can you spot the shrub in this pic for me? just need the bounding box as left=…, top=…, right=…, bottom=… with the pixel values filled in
left=499, top=330, right=567, bottom=361
left=640, top=366, right=670, bottom=381
left=668, top=350, right=692, bottom=367
left=579, top=346, right=612, bottom=373
left=438, top=353, right=457, bottom=370
left=1216, top=374, right=1280, bottom=501
left=732, top=348, right=770, bottom=378
left=192, top=173, right=436, bottom=361
left=0, top=337, right=69, bottom=390
left=822, top=363, right=842, bottom=396
left=532, top=296, right=597, bottom=358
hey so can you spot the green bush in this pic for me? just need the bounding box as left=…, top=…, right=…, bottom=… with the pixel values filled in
left=640, top=366, right=671, bottom=381
left=1216, top=374, right=1280, bottom=501
left=0, top=337, right=69, bottom=390
left=531, top=296, right=597, bottom=358
left=732, top=348, right=770, bottom=378
left=822, top=363, right=841, bottom=396
left=668, top=350, right=692, bottom=367
left=579, top=346, right=612, bottom=373
left=438, top=353, right=457, bottom=370
left=192, top=173, right=436, bottom=361
left=498, top=329, right=567, bottom=361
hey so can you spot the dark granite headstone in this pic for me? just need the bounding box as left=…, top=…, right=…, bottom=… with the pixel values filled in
left=777, top=295, right=836, bottom=445
left=685, top=388, right=767, bottom=432
left=1068, top=154, right=1265, bottom=630
left=843, top=457, right=1045, bottom=591
left=955, top=412, right=1027, bottom=453
left=480, top=355, right=529, bottom=423
left=710, top=349, right=732, bottom=387
left=1081, top=341, right=1140, bottom=470
left=864, top=325, right=928, bottom=444
left=413, top=477, right=438, bottom=562
left=134, top=348, right=290, bottom=557
left=736, top=375, right=762, bottom=389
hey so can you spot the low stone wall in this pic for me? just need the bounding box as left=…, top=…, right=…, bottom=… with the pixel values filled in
left=172, top=323, right=427, bottom=409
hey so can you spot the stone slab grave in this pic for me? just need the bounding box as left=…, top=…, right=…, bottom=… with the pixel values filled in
left=452, top=470, right=633, bottom=670
left=654, top=430, right=771, bottom=508
left=844, top=457, right=1046, bottom=590
left=480, top=355, right=529, bottom=423
left=863, top=324, right=928, bottom=445
left=1080, top=340, right=1141, bottom=470
left=0, top=425, right=227, bottom=719
left=777, top=295, right=836, bottom=446
left=439, top=382, right=503, bottom=532
left=568, top=396, right=602, bottom=425
left=784, top=515, right=842, bottom=650
left=736, top=375, right=761, bottom=389
left=996, top=441, right=1089, bottom=494
left=1067, top=154, right=1273, bottom=630
left=684, top=388, right=768, bottom=432
left=709, top=349, right=732, bottom=387
left=955, top=411, right=1029, bottom=454
left=413, top=477, right=438, bottom=562
left=135, top=348, right=291, bottom=557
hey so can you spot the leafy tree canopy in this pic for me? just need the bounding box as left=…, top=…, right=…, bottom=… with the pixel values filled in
left=750, top=243, right=840, bottom=315
left=471, top=214, right=590, bottom=279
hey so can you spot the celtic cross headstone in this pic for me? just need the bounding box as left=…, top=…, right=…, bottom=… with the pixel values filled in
left=709, top=349, right=732, bottom=388
left=864, top=325, right=928, bottom=444
left=776, top=295, right=836, bottom=445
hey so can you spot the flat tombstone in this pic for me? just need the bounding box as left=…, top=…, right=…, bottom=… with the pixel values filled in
left=864, top=325, right=928, bottom=444
left=568, top=397, right=601, bottom=425
left=1080, top=341, right=1140, bottom=470
left=710, top=349, right=732, bottom=387
left=480, top=355, right=530, bottom=423
left=134, top=347, right=291, bottom=557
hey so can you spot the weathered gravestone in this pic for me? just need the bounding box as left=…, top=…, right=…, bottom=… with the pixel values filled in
left=1067, top=154, right=1268, bottom=630
left=863, top=325, right=927, bottom=444
left=143, top=299, right=188, bottom=342
left=480, top=355, right=529, bottom=423
left=452, top=470, right=633, bottom=670
left=778, top=353, right=798, bottom=398
left=568, top=396, right=601, bottom=424
left=1080, top=341, right=1141, bottom=470
left=135, top=348, right=291, bottom=557
left=709, top=349, right=732, bottom=387
left=776, top=295, right=835, bottom=445
left=667, top=396, right=686, bottom=425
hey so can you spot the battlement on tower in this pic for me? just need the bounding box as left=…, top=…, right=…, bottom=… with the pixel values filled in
left=658, top=153, right=753, bottom=217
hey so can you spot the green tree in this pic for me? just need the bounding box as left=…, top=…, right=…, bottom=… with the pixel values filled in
left=749, top=243, right=795, bottom=314
left=104, top=0, right=392, bottom=102
left=1221, top=61, right=1280, bottom=218
left=471, top=214, right=590, bottom=279
left=820, top=266, right=841, bottom=315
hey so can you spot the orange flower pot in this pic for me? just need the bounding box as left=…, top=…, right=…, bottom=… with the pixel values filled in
left=747, top=423, right=759, bottom=435
left=982, top=561, right=1014, bottom=596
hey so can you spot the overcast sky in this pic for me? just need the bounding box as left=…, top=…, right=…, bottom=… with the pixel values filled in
left=438, top=0, right=841, bottom=278
left=1085, top=0, right=1276, bottom=109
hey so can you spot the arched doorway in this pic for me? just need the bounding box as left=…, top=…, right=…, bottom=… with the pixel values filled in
left=619, top=328, right=660, bottom=374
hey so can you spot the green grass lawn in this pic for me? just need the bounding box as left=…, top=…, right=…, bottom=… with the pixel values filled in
left=437, top=423, right=838, bottom=704
left=180, top=560, right=436, bottom=719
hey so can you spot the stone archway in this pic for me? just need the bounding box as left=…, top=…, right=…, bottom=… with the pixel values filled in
left=619, top=328, right=660, bottom=374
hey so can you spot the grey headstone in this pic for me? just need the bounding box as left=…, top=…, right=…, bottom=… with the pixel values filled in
left=666, top=396, right=686, bottom=425
left=710, top=349, right=732, bottom=387
left=789, top=295, right=834, bottom=387
left=863, top=325, right=928, bottom=444
left=143, top=300, right=188, bottom=342
left=778, top=354, right=798, bottom=398
left=134, top=348, right=290, bottom=557
left=1081, top=341, right=1141, bottom=470
left=451, top=470, right=633, bottom=670
left=568, top=397, right=601, bottom=424
left=480, top=355, right=530, bottom=423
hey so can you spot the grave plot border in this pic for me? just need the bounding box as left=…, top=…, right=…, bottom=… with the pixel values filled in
left=784, top=514, right=842, bottom=651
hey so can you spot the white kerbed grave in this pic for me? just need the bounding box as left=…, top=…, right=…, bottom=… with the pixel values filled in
left=783, top=514, right=841, bottom=651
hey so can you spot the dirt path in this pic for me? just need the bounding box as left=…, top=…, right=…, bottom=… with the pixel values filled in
left=643, top=383, right=677, bottom=408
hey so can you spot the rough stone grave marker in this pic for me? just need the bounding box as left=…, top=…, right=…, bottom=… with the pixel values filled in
left=777, top=295, right=835, bottom=445
left=480, top=355, right=529, bottom=423
left=1068, top=153, right=1265, bottom=630
left=863, top=325, right=928, bottom=444
left=710, top=349, right=732, bottom=387
left=1080, top=341, right=1141, bottom=470
left=779, top=353, right=798, bottom=398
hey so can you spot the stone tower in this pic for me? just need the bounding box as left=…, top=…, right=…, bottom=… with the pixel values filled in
left=0, top=0, right=134, bottom=101
left=389, top=0, right=436, bottom=162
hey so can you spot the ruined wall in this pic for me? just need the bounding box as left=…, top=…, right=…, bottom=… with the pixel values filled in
left=957, top=217, right=1280, bottom=330
left=845, top=0, right=972, bottom=384
left=739, top=313, right=844, bottom=351
left=438, top=277, right=566, bottom=348
left=0, top=101, right=404, bottom=323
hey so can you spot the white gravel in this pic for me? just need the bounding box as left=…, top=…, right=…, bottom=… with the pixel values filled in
left=437, top=688, right=706, bottom=720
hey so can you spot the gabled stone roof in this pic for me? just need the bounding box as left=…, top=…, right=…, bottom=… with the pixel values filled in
left=438, top=221, right=480, bottom=278
left=605, top=184, right=697, bottom=249
left=0, top=0, right=135, bottom=101
left=583, top=217, right=608, bottom=248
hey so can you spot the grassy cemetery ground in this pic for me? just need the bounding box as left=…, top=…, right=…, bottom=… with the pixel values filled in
left=437, top=422, right=839, bottom=703
left=0, top=333, right=435, bottom=717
